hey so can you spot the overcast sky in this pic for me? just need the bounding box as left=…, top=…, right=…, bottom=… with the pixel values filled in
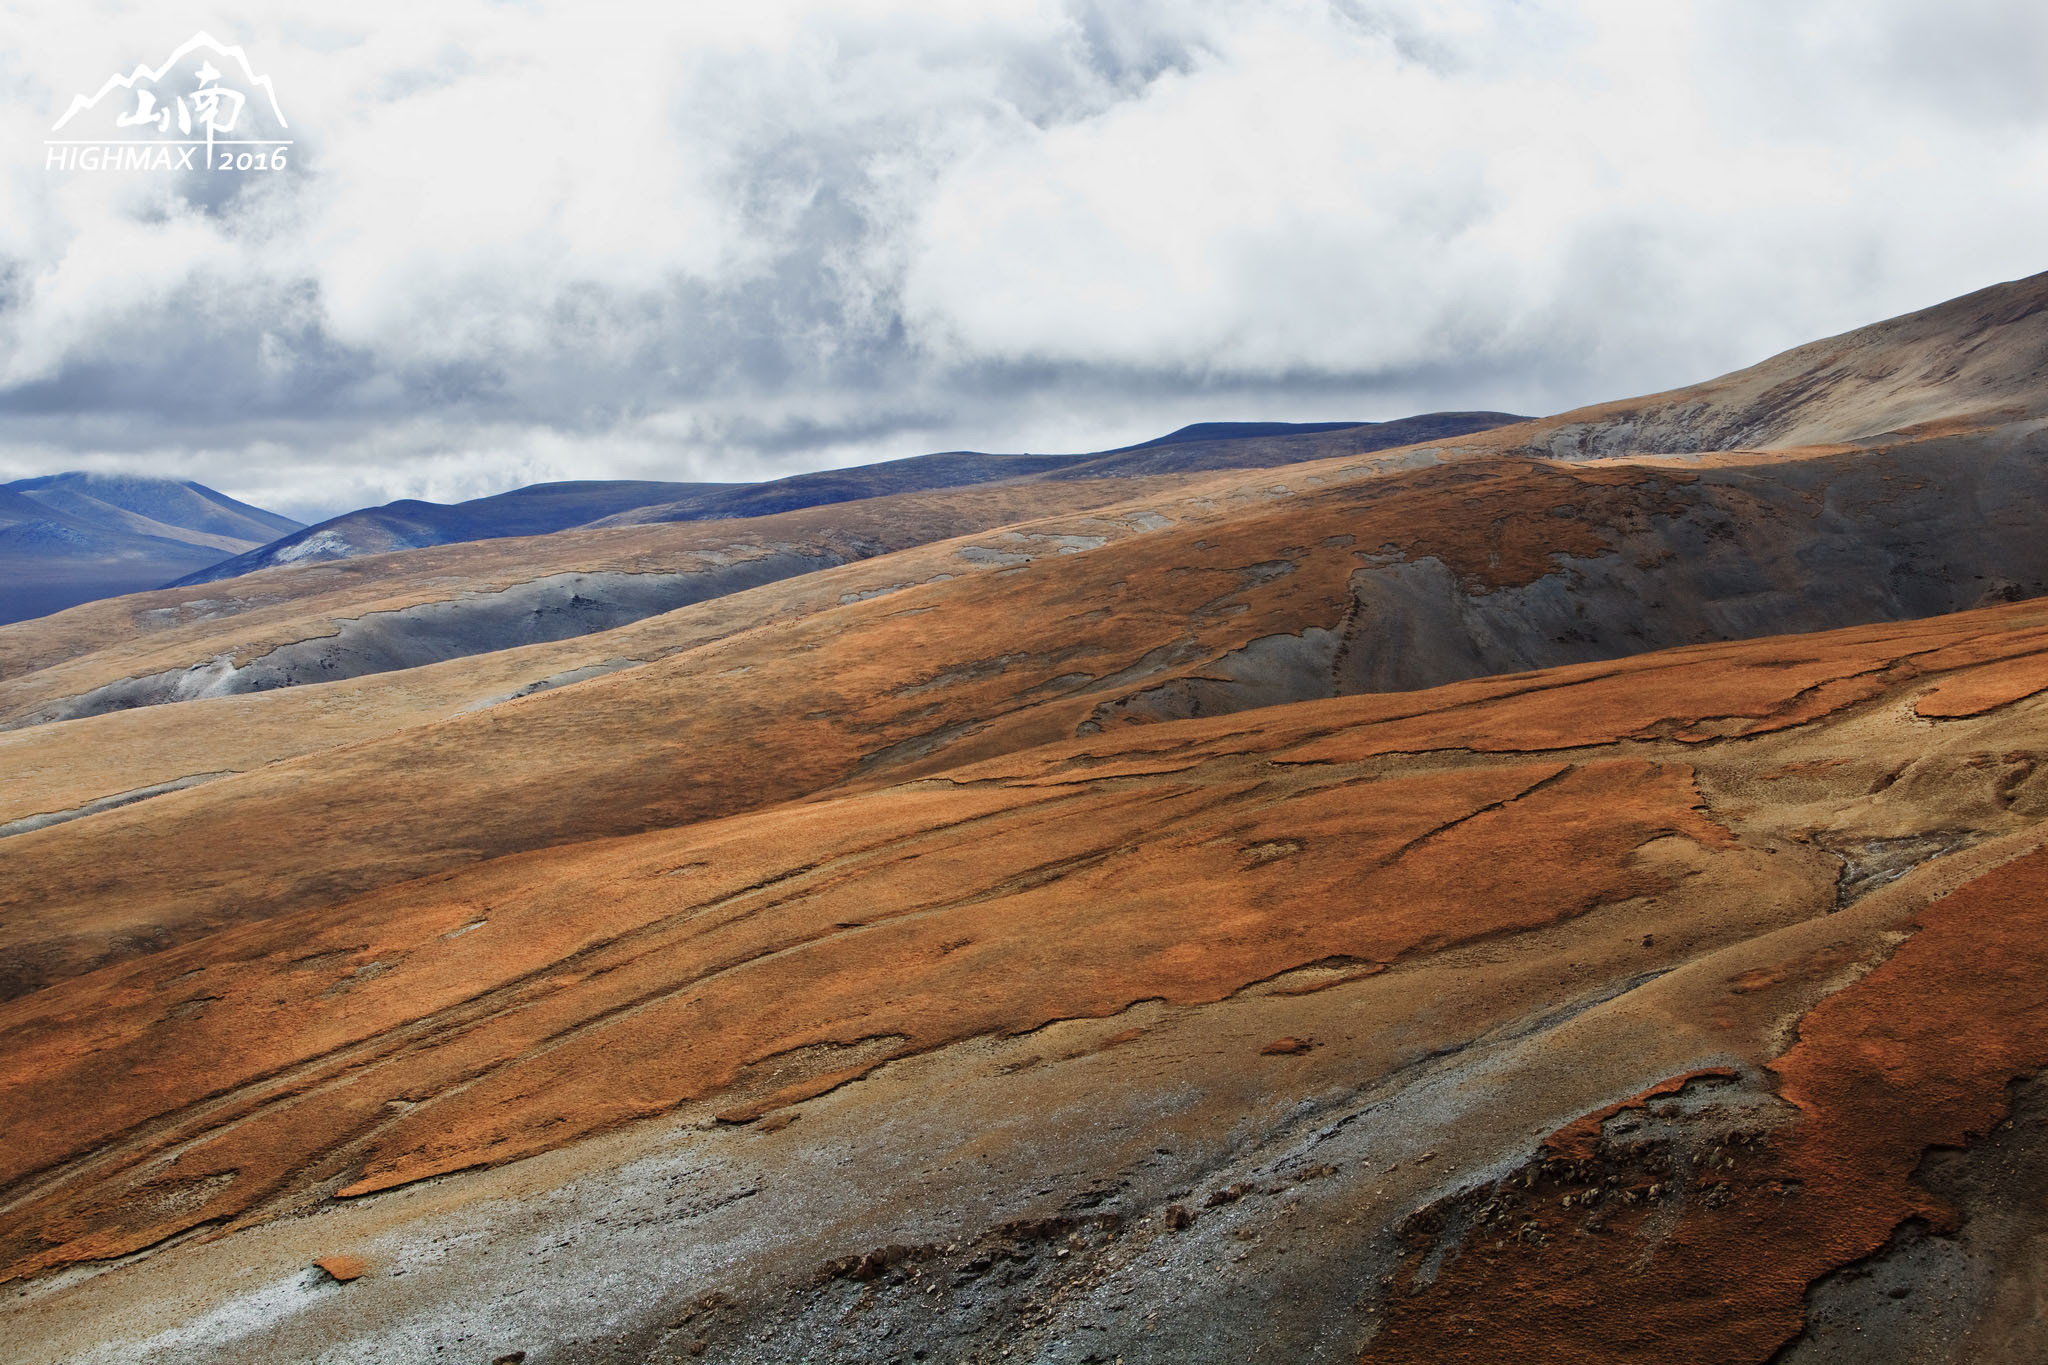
left=4, top=0, right=2047, bottom=521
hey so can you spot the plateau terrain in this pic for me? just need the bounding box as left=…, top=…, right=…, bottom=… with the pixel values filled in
left=4, top=272, right=2048, bottom=1363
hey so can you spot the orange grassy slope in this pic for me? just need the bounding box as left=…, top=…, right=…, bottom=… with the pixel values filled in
left=4, top=593, right=2048, bottom=1365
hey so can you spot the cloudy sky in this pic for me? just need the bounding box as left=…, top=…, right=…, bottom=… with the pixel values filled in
left=3, top=0, right=2047, bottom=521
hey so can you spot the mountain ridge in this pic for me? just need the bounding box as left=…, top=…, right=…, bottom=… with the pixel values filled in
left=0, top=473, right=302, bottom=626
left=171, top=411, right=1528, bottom=583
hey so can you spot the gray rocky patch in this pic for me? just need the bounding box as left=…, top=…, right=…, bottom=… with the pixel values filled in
left=1820, top=832, right=1972, bottom=910
left=1092, top=441, right=2048, bottom=721
left=9, top=557, right=842, bottom=730
left=1780, top=1074, right=2048, bottom=1364
left=458, top=659, right=648, bottom=713
left=0, top=772, right=234, bottom=840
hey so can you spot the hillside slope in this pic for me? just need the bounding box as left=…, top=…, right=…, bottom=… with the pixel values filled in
left=7, top=596, right=2048, bottom=1362
left=180, top=413, right=1527, bottom=582
left=4, top=436, right=2047, bottom=997
left=4, top=472, right=299, bottom=545
left=0, top=472, right=1211, bottom=732
left=16, top=274, right=2044, bottom=721
left=593, top=412, right=1530, bottom=525
left=170, top=479, right=738, bottom=585
left=0, top=473, right=302, bottom=625
left=1508, top=269, right=2048, bottom=458
left=7, top=273, right=2048, bottom=1365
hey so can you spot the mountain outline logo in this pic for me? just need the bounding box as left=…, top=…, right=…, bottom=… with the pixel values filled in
left=44, top=30, right=292, bottom=173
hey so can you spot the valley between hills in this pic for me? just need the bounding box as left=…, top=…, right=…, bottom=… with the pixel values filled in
left=5, top=271, right=2048, bottom=1362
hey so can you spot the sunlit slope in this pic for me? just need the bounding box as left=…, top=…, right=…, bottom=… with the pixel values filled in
left=5, top=426, right=2047, bottom=998
left=0, top=474, right=1204, bottom=728
left=1506, top=268, right=2048, bottom=457
left=8, top=272, right=2045, bottom=732
left=10, top=271, right=2048, bottom=1364
left=5, top=593, right=2048, bottom=1361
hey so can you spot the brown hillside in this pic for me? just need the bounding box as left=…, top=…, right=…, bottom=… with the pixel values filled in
left=7, top=594, right=2048, bottom=1360
left=11, top=273, right=2048, bottom=1364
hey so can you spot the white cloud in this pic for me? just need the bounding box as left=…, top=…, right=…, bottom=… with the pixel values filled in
left=903, top=0, right=2048, bottom=386
left=1, top=0, right=2045, bottom=516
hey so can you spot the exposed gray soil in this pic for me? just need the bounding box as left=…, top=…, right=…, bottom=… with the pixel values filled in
left=9, top=558, right=841, bottom=729
left=1778, top=1074, right=2048, bottom=1364
left=0, top=772, right=232, bottom=840
left=1094, top=441, right=2048, bottom=724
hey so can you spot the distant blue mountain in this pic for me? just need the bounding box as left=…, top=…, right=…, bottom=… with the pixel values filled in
left=174, top=479, right=739, bottom=585
left=0, top=473, right=303, bottom=625
left=589, top=412, right=1530, bottom=526
left=160, top=410, right=1527, bottom=588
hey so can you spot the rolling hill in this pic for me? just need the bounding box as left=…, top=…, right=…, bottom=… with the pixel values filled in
left=169, top=479, right=738, bottom=585
left=5, top=273, right=2048, bottom=1364
left=173, top=412, right=1526, bottom=582
left=0, top=473, right=301, bottom=625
